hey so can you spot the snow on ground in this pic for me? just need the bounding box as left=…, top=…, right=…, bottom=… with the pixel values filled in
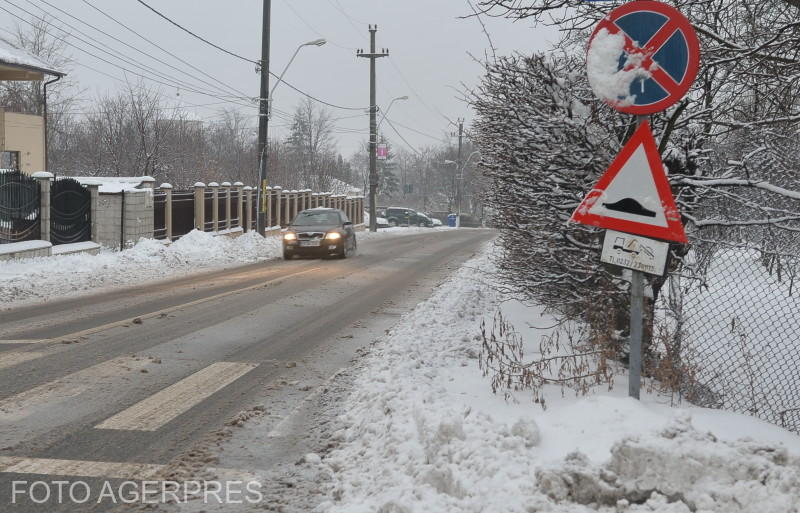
left=0, top=230, right=280, bottom=307
left=676, top=249, right=800, bottom=426
left=0, top=226, right=449, bottom=308
left=318, top=245, right=800, bottom=513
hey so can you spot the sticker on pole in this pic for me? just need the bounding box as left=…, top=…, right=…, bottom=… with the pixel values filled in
left=601, top=229, right=669, bottom=276
left=586, top=0, right=700, bottom=114
left=377, top=143, right=388, bottom=161
left=570, top=121, right=687, bottom=243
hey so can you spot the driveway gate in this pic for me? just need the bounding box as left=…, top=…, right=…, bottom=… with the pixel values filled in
left=51, top=178, right=91, bottom=244
left=0, top=171, right=40, bottom=244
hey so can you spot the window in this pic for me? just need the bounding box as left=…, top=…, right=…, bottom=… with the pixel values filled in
left=292, top=210, right=341, bottom=226
left=1, top=151, right=20, bottom=170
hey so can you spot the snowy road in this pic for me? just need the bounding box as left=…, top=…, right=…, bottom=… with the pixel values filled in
left=0, top=228, right=494, bottom=512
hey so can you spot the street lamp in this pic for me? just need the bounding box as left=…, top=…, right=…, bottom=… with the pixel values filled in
left=269, top=38, right=327, bottom=118
left=257, top=37, right=326, bottom=234
left=377, top=95, right=408, bottom=129
left=444, top=151, right=480, bottom=228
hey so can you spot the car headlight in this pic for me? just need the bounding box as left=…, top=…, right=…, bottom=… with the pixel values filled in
left=284, top=232, right=297, bottom=241
left=325, top=232, right=342, bottom=240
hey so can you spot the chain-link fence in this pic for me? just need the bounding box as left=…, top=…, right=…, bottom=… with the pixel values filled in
left=656, top=237, right=800, bottom=433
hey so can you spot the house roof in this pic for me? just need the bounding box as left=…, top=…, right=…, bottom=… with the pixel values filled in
left=0, top=38, right=64, bottom=80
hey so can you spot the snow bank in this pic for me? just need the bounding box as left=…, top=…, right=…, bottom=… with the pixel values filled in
left=0, top=230, right=280, bottom=307
left=320, top=247, right=800, bottom=512
left=587, top=28, right=651, bottom=107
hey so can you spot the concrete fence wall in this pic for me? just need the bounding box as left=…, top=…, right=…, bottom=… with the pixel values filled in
left=9, top=174, right=365, bottom=253
left=95, top=189, right=156, bottom=249
left=155, top=181, right=365, bottom=244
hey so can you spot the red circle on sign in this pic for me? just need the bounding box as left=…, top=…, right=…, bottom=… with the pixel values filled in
left=587, top=1, right=700, bottom=115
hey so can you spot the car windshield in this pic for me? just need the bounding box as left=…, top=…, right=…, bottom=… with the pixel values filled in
left=292, top=211, right=340, bottom=226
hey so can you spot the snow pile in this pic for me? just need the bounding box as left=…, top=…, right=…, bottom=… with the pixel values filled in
left=538, top=413, right=800, bottom=512
left=587, top=28, right=651, bottom=107
left=358, top=225, right=452, bottom=240
left=319, top=247, right=800, bottom=513
left=0, top=230, right=281, bottom=306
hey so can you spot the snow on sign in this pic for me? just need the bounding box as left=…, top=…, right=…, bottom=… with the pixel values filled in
left=570, top=121, right=687, bottom=243
left=601, top=229, right=669, bottom=276
left=586, top=1, right=700, bottom=114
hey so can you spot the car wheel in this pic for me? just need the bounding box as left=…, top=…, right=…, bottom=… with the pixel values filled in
left=283, top=249, right=293, bottom=260
left=338, top=242, right=349, bottom=259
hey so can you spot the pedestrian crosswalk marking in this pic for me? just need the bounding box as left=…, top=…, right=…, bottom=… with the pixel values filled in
left=95, top=362, right=257, bottom=431
left=0, top=456, right=164, bottom=480
left=0, top=456, right=258, bottom=482
left=0, top=350, right=47, bottom=370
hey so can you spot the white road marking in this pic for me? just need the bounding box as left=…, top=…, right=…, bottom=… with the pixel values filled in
left=0, top=339, right=46, bottom=344
left=0, top=456, right=258, bottom=482
left=0, top=351, right=47, bottom=370
left=96, top=362, right=257, bottom=431
left=0, top=456, right=164, bottom=480
left=0, top=357, right=150, bottom=418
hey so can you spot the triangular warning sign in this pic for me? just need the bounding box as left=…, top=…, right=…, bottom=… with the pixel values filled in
left=570, top=121, right=687, bottom=243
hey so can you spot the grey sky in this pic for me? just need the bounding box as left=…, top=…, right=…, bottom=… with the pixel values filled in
left=2, top=0, right=556, bottom=156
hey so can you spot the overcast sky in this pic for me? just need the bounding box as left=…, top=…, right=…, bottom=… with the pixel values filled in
left=2, top=0, right=557, bottom=157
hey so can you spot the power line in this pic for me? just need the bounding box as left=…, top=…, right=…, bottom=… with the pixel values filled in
left=384, top=117, right=445, bottom=142
left=79, top=0, right=253, bottom=100
left=0, top=0, right=252, bottom=107
left=134, top=0, right=258, bottom=65
left=0, top=0, right=254, bottom=105
left=320, top=0, right=454, bottom=133
left=133, top=0, right=368, bottom=112
left=280, top=0, right=357, bottom=51
left=26, top=0, right=251, bottom=102
left=387, top=57, right=456, bottom=127
left=383, top=117, right=422, bottom=156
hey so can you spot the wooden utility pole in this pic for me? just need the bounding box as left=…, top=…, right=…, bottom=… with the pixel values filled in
left=256, top=0, right=271, bottom=235
left=456, top=118, right=464, bottom=226
left=357, top=26, right=388, bottom=232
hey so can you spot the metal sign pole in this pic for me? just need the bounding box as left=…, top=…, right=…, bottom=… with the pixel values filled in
left=629, top=268, right=644, bottom=399
left=629, top=114, right=647, bottom=399
left=577, top=1, right=698, bottom=400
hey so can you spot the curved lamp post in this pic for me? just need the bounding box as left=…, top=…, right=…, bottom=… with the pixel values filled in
left=257, top=38, right=327, bottom=234
left=377, top=95, right=408, bottom=129
left=268, top=38, right=327, bottom=119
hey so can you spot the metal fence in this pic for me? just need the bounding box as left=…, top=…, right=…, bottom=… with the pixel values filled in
left=204, top=191, right=214, bottom=232
left=0, top=171, right=40, bottom=244
left=171, top=190, right=194, bottom=239
left=50, top=177, right=91, bottom=245
left=230, top=189, right=240, bottom=228
left=655, top=237, right=800, bottom=433
left=153, top=190, right=167, bottom=240
left=217, top=188, right=228, bottom=228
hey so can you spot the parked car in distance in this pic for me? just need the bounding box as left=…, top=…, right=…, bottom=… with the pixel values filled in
left=283, top=208, right=356, bottom=259
left=428, top=211, right=451, bottom=225
left=384, top=207, right=433, bottom=227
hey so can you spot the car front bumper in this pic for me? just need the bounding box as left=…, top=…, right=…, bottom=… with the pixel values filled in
left=284, top=240, right=343, bottom=255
